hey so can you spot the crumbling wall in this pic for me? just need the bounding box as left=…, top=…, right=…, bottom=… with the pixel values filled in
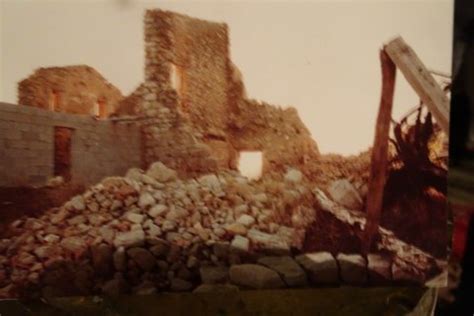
left=18, top=65, right=123, bottom=117
left=227, top=59, right=320, bottom=174
left=115, top=9, right=320, bottom=176
left=0, top=102, right=140, bottom=187
left=229, top=98, right=320, bottom=174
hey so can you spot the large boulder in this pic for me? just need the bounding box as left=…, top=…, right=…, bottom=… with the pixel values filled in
left=146, top=162, right=177, bottom=183
left=295, top=252, right=339, bottom=284
left=336, top=253, right=367, bottom=285
left=229, top=264, right=285, bottom=289
left=257, top=256, right=308, bottom=287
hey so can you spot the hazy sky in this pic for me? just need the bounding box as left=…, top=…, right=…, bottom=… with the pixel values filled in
left=0, top=0, right=453, bottom=155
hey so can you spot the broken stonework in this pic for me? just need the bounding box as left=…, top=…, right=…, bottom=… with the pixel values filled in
left=229, top=264, right=285, bottom=289
left=327, top=179, right=363, bottom=210
left=247, top=229, right=290, bottom=255
left=230, top=235, right=250, bottom=253
left=296, top=252, right=339, bottom=284
left=113, top=229, right=145, bottom=248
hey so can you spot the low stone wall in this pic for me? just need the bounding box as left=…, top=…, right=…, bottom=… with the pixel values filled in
left=0, top=165, right=444, bottom=298
left=0, top=102, right=141, bottom=187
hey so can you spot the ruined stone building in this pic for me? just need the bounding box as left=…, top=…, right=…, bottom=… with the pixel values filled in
left=19, top=65, right=123, bottom=118
left=1, top=9, right=319, bottom=188
left=0, top=10, right=447, bottom=297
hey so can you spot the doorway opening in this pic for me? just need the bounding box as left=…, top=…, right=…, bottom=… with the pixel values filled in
left=238, top=151, right=263, bottom=180
left=54, top=126, right=74, bottom=182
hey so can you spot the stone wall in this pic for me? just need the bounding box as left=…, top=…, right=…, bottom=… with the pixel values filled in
left=18, top=66, right=123, bottom=117
left=0, top=102, right=141, bottom=187
left=114, top=9, right=319, bottom=175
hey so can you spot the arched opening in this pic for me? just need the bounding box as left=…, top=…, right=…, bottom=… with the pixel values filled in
left=238, top=151, right=263, bottom=180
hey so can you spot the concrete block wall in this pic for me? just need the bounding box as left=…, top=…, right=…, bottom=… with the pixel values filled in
left=0, top=102, right=141, bottom=187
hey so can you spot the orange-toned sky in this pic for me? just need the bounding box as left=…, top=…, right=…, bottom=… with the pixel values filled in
left=0, top=0, right=453, bottom=155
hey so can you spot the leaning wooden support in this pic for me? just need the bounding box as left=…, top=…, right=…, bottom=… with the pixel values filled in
left=363, top=49, right=396, bottom=254
left=384, top=36, right=450, bottom=135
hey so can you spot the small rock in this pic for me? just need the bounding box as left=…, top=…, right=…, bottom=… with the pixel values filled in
left=70, top=195, right=85, bottom=211
left=147, top=224, right=162, bottom=237
left=230, top=236, right=249, bottom=252
left=124, top=213, right=144, bottom=224
left=127, top=247, right=156, bottom=271
left=327, top=179, right=363, bottom=210
left=236, top=214, right=255, bottom=227
left=114, top=229, right=145, bottom=248
left=165, top=207, right=188, bottom=221
left=247, top=229, right=290, bottom=255
left=284, top=169, right=303, bottom=183
left=148, top=204, right=168, bottom=217
left=225, top=223, right=247, bottom=236
left=44, top=234, right=60, bottom=243
left=67, top=215, right=86, bottom=226
left=61, top=236, right=86, bottom=254
left=99, top=226, right=115, bottom=244
left=161, top=220, right=176, bottom=232
left=229, top=264, right=285, bottom=289
left=138, top=192, right=155, bottom=208
left=146, top=162, right=177, bottom=183
left=198, top=174, right=221, bottom=192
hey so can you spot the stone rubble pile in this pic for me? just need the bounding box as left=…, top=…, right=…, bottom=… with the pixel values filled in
left=0, top=162, right=442, bottom=298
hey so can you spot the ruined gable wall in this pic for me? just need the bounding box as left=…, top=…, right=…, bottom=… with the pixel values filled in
left=18, top=66, right=123, bottom=117
left=227, top=63, right=320, bottom=174
left=229, top=98, right=320, bottom=173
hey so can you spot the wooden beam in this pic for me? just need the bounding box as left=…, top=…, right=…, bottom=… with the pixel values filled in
left=384, top=36, right=450, bottom=135
left=363, top=49, right=396, bottom=254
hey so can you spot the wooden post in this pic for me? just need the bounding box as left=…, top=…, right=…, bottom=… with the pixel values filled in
left=384, top=37, right=450, bottom=135
left=363, top=49, right=396, bottom=254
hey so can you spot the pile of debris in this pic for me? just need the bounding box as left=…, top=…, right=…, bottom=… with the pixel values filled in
left=0, top=162, right=443, bottom=298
